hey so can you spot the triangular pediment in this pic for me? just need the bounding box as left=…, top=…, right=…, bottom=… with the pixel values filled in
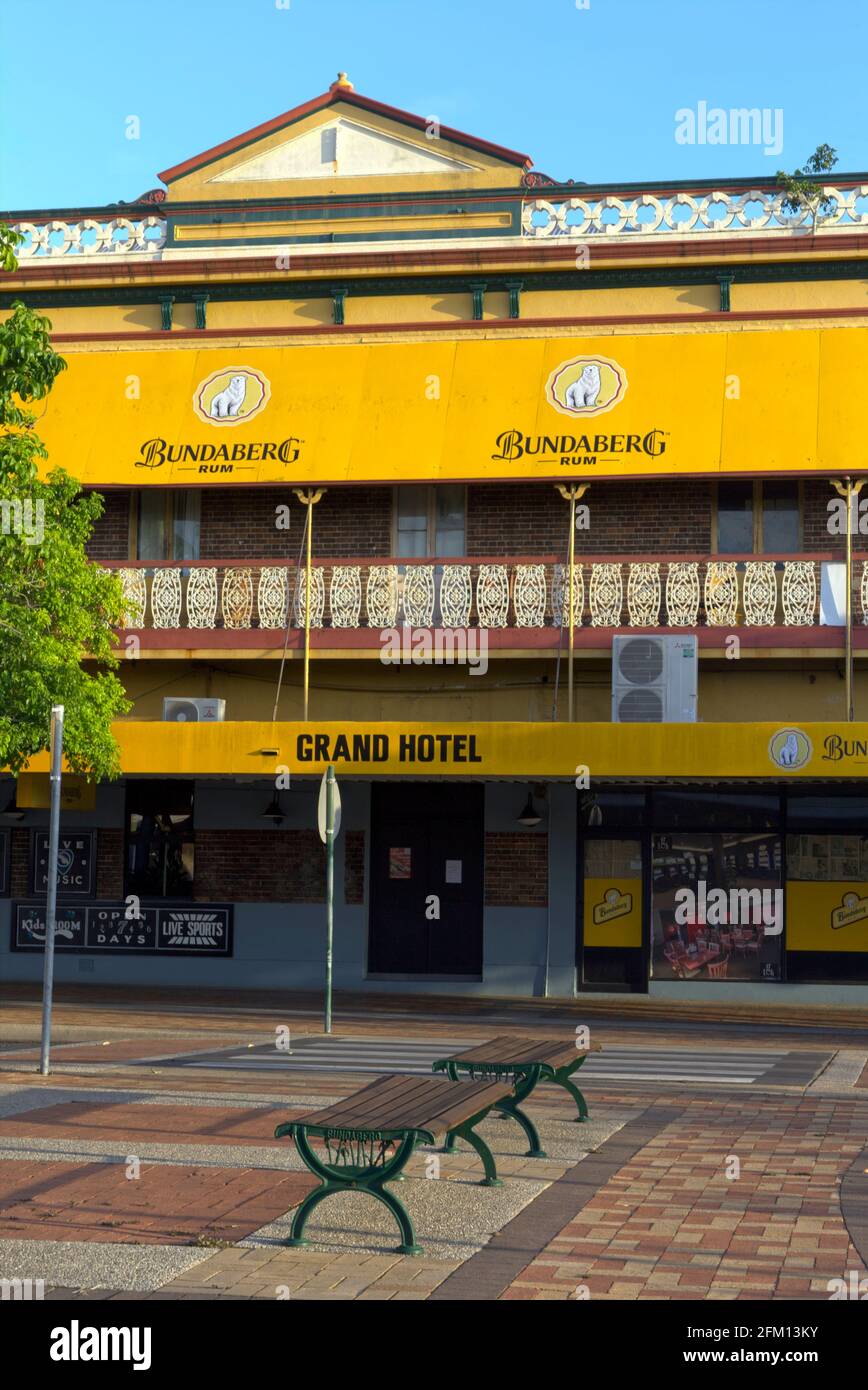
left=209, top=117, right=478, bottom=184
left=157, top=79, right=531, bottom=200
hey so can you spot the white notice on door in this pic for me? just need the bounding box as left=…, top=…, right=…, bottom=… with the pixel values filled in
left=445, top=859, right=462, bottom=884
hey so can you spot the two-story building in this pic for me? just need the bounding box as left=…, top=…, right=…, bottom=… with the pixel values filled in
left=3, top=74, right=868, bottom=1001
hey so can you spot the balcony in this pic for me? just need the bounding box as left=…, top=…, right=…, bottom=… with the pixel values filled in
left=107, top=555, right=868, bottom=647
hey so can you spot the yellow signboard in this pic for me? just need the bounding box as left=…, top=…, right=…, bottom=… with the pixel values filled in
left=33, top=326, right=868, bottom=487
left=19, top=719, right=868, bottom=780
left=16, top=773, right=96, bottom=811
left=584, top=879, right=643, bottom=947
left=787, top=882, right=868, bottom=952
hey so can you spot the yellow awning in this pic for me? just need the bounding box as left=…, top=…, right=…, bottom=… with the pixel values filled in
left=34, top=326, right=866, bottom=486
left=20, top=720, right=868, bottom=779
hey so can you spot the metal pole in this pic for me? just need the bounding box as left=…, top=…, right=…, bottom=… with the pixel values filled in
left=324, top=765, right=335, bottom=1035
left=846, top=478, right=854, bottom=722
left=567, top=489, right=576, bottom=723
left=303, top=497, right=313, bottom=721
left=293, top=488, right=324, bottom=722
left=555, top=484, right=588, bottom=724
left=39, top=705, right=64, bottom=1076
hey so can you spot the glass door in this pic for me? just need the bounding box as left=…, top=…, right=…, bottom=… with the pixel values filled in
left=579, top=836, right=646, bottom=991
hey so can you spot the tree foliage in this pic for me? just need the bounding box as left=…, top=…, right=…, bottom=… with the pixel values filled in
left=777, top=144, right=839, bottom=230
left=0, top=222, right=129, bottom=778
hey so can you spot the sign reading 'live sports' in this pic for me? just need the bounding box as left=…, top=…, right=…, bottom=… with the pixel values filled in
left=34, top=327, right=868, bottom=486
left=12, top=903, right=234, bottom=956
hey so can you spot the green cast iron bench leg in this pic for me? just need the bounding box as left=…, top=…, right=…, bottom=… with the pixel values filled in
left=275, top=1123, right=425, bottom=1256
left=442, top=1111, right=503, bottom=1187
left=552, top=1055, right=590, bottom=1122
left=494, top=1065, right=547, bottom=1158
left=436, top=1060, right=546, bottom=1159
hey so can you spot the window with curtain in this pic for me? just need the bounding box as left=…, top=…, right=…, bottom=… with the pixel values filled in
left=395, top=485, right=465, bottom=557
left=137, top=491, right=201, bottom=561
left=716, top=481, right=800, bottom=554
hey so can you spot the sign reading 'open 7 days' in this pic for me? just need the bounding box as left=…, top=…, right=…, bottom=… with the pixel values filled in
left=32, top=326, right=868, bottom=486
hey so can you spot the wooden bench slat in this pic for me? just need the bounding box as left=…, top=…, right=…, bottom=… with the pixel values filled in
left=306, top=1075, right=427, bottom=1129
left=297, top=1075, right=511, bottom=1139
left=446, top=1035, right=601, bottom=1068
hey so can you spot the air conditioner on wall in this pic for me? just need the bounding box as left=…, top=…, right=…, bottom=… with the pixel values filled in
left=162, top=698, right=227, bottom=723
left=612, top=635, right=697, bottom=723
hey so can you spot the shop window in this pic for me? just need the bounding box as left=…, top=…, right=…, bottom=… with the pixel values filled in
left=395, top=485, right=466, bottom=557
left=785, top=830, right=868, bottom=983
left=787, top=794, right=868, bottom=830
left=125, top=780, right=195, bottom=898
left=651, top=832, right=783, bottom=983
left=135, top=491, right=201, bottom=561
left=715, top=481, right=800, bottom=554
left=651, top=789, right=780, bottom=831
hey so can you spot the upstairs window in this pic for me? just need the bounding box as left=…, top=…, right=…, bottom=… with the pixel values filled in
left=136, top=491, right=201, bottom=561
left=395, top=485, right=466, bottom=558
left=715, top=481, right=801, bottom=554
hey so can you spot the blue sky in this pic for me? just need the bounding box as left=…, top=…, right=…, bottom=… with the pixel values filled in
left=1, top=0, right=865, bottom=209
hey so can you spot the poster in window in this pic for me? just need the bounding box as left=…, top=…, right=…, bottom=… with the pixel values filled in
left=389, top=848, right=412, bottom=879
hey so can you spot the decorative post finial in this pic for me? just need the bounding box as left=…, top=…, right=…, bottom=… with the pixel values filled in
left=330, top=72, right=353, bottom=91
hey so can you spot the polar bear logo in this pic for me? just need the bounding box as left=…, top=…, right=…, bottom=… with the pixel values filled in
left=778, top=732, right=799, bottom=766
left=210, top=375, right=247, bottom=419
left=565, top=363, right=601, bottom=412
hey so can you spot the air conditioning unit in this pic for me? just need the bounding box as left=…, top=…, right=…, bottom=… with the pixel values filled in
left=162, top=698, right=226, bottom=723
left=612, top=635, right=697, bottom=723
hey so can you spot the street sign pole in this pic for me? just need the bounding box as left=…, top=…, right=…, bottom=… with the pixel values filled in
left=325, top=772, right=335, bottom=1034
left=39, top=705, right=65, bottom=1077
left=318, top=765, right=341, bottom=1036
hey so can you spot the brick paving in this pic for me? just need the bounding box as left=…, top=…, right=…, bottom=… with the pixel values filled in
left=499, top=1093, right=868, bottom=1301
left=0, top=1158, right=315, bottom=1244
left=0, top=1100, right=300, bottom=1146
left=2, top=987, right=868, bottom=1301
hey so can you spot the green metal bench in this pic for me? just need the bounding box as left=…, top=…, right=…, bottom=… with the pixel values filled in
left=275, top=1072, right=513, bottom=1256
left=432, top=1035, right=601, bottom=1160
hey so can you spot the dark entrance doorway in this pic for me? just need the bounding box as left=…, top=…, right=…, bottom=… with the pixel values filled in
left=368, top=783, right=484, bottom=976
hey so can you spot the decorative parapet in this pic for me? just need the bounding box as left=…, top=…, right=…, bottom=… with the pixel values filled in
left=521, top=185, right=868, bottom=239
left=10, top=215, right=167, bottom=258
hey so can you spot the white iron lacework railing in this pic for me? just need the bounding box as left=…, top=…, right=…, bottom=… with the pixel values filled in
left=111, top=558, right=864, bottom=631
left=11, top=184, right=868, bottom=257
left=521, top=185, right=868, bottom=239
left=10, top=216, right=167, bottom=258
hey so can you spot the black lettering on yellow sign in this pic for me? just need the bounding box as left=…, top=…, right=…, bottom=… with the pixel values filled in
left=295, top=732, right=483, bottom=764
left=592, top=889, right=633, bottom=925
left=831, top=892, right=868, bottom=930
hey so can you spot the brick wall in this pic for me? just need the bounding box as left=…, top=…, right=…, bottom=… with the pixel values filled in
left=83, top=480, right=847, bottom=566
left=96, top=830, right=124, bottom=899
left=86, top=491, right=130, bottom=561
left=803, top=480, right=846, bottom=554
left=192, top=828, right=366, bottom=904
left=10, top=829, right=28, bottom=897
left=200, top=487, right=392, bottom=560
left=467, top=482, right=713, bottom=556
left=193, top=828, right=326, bottom=903
left=484, top=832, right=548, bottom=907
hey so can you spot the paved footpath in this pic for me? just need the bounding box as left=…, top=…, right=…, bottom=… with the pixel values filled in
left=0, top=988, right=866, bottom=1302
